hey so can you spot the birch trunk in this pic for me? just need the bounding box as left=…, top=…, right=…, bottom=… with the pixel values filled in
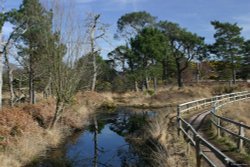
left=90, top=15, right=100, bottom=92
left=4, top=50, right=15, bottom=106
left=134, top=80, right=139, bottom=92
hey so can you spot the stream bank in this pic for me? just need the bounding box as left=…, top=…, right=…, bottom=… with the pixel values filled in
left=27, top=107, right=156, bottom=167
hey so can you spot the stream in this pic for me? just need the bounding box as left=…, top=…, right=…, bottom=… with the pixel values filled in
left=30, top=107, right=156, bottom=167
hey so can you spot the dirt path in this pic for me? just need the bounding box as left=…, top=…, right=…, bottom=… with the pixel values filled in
left=189, top=110, right=228, bottom=167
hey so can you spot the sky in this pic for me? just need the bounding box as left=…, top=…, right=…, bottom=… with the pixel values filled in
left=2, top=0, right=250, bottom=58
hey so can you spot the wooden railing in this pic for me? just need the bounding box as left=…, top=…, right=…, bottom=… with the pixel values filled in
left=177, top=91, right=250, bottom=167
left=211, top=92, right=250, bottom=152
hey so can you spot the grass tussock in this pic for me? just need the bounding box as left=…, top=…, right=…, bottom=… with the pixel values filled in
left=0, top=104, right=66, bottom=166
left=0, top=154, right=21, bottom=167
left=146, top=110, right=195, bottom=167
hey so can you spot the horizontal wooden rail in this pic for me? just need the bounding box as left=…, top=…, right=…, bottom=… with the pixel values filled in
left=177, top=91, right=250, bottom=167
left=211, top=112, right=250, bottom=130
left=200, top=152, right=216, bottom=167
left=211, top=92, right=250, bottom=152
left=211, top=120, right=250, bottom=143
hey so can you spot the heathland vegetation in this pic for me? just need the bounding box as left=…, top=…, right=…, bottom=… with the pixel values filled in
left=0, top=0, right=249, bottom=166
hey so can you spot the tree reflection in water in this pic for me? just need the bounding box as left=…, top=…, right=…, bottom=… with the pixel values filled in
left=29, top=108, right=154, bottom=167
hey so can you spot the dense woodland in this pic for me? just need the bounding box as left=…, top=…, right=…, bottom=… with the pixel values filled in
left=0, top=0, right=249, bottom=127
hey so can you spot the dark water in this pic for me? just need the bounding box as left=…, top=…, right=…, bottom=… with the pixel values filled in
left=31, top=107, right=155, bottom=167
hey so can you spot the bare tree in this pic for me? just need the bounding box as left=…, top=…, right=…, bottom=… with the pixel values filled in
left=0, top=34, right=2, bottom=109
left=0, top=0, right=6, bottom=109
left=85, top=13, right=106, bottom=91
left=48, top=0, right=87, bottom=128
left=3, top=39, right=15, bottom=106
left=1, top=23, right=26, bottom=106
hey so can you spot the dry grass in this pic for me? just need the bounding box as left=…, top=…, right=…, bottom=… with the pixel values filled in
left=110, top=85, right=213, bottom=108
left=219, top=100, right=250, bottom=139
left=0, top=103, right=66, bottom=166
left=146, top=110, right=195, bottom=167
left=143, top=85, right=248, bottom=167
left=0, top=154, right=21, bottom=167
left=0, top=91, right=112, bottom=167
left=220, top=100, right=250, bottom=125
left=0, top=126, right=67, bottom=166
left=44, top=126, right=68, bottom=147
left=0, top=85, right=247, bottom=167
left=8, top=132, right=48, bottom=163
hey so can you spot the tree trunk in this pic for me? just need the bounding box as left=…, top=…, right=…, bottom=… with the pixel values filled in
left=29, top=55, right=35, bottom=104
left=0, top=30, right=3, bottom=109
left=9, top=69, right=14, bottom=106
left=93, top=116, right=98, bottom=167
left=91, top=53, right=97, bottom=91
left=90, top=15, right=100, bottom=92
left=196, top=62, right=200, bottom=83
left=43, top=75, right=52, bottom=99
left=4, top=50, right=15, bottom=106
left=50, top=100, right=64, bottom=128
left=232, top=67, right=236, bottom=85
left=134, top=80, right=139, bottom=92
left=141, top=80, right=145, bottom=91
left=153, top=77, right=157, bottom=92
left=19, top=76, right=22, bottom=90
left=8, top=68, right=14, bottom=106
left=176, top=60, right=183, bottom=88
left=145, top=76, right=150, bottom=90
left=0, top=49, right=2, bottom=110
left=0, top=0, right=4, bottom=110
left=162, top=59, right=168, bottom=85
left=29, top=71, right=35, bottom=104
left=230, top=53, right=236, bottom=85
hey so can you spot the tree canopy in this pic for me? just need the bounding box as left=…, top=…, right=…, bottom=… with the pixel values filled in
left=211, top=21, right=244, bottom=84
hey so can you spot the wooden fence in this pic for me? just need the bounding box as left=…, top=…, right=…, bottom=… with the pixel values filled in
left=177, top=91, right=250, bottom=167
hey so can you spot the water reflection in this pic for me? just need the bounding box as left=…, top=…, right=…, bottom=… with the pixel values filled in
left=31, top=107, right=155, bottom=167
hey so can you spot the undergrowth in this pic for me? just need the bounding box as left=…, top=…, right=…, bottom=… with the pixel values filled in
left=0, top=91, right=113, bottom=167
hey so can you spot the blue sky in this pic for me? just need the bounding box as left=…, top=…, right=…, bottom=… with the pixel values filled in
left=2, top=0, right=250, bottom=58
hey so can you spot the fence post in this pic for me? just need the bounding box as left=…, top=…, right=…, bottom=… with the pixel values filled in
left=212, top=105, right=221, bottom=138
left=212, top=97, right=217, bottom=111
left=177, top=105, right=182, bottom=136
left=195, top=135, right=201, bottom=167
left=217, top=118, right=221, bottom=138
left=186, top=126, right=191, bottom=154
left=237, top=122, right=245, bottom=152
